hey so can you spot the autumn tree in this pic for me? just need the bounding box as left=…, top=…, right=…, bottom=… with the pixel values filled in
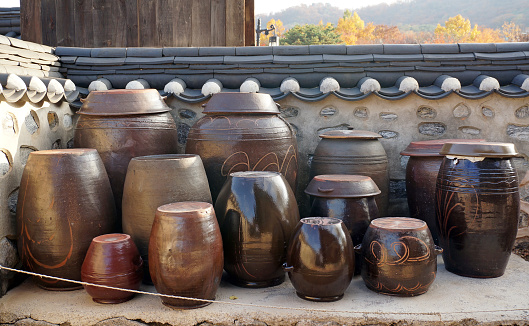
left=502, top=21, right=521, bottom=42
left=434, top=14, right=480, bottom=43
left=259, top=19, right=286, bottom=46
left=372, top=25, right=403, bottom=44
left=336, top=10, right=375, bottom=45
left=281, top=24, right=342, bottom=45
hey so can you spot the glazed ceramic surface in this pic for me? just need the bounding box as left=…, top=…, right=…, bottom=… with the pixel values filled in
left=285, top=217, right=354, bottom=302
left=122, top=154, right=212, bottom=284
left=81, top=233, right=143, bottom=304
left=185, top=92, right=298, bottom=202
left=149, top=202, right=223, bottom=309
left=16, top=149, right=116, bottom=290
left=215, top=171, right=300, bottom=287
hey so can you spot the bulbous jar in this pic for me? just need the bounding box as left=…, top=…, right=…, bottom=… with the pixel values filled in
left=215, top=171, right=300, bottom=287
left=74, top=89, right=179, bottom=221
left=149, top=202, right=223, bottom=309
left=435, top=142, right=519, bottom=278
left=122, top=154, right=212, bottom=284
left=284, top=217, right=354, bottom=302
left=185, top=92, right=298, bottom=202
left=310, top=130, right=389, bottom=216
left=358, top=217, right=440, bottom=296
left=81, top=233, right=143, bottom=304
left=16, top=149, right=116, bottom=290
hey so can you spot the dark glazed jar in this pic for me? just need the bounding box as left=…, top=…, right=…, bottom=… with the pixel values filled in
left=16, top=149, right=116, bottom=290
left=310, top=130, right=389, bottom=216
left=401, top=139, right=484, bottom=244
left=305, top=174, right=380, bottom=274
left=74, top=89, right=178, bottom=222
left=122, top=154, right=212, bottom=284
left=81, top=234, right=143, bottom=304
left=185, top=92, right=298, bottom=202
left=284, top=217, right=354, bottom=302
left=215, top=171, right=300, bottom=287
left=435, top=142, right=519, bottom=278
left=149, top=202, right=223, bottom=309
left=358, top=217, right=440, bottom=296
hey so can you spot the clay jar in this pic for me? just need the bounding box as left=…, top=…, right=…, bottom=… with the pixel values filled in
left=215, top=171, right=300, bottom=287
left=149, top=202, right=223, bottom=309
left=16, top=149, right=116, bottom=290
left=284, top=217, right=354, bottom=302
left=74, top=89, right=178, bottom=221
left=185, top=92, right=298, bottom=202
left=357, top=217, right=441, bottom=296
left=81, top=234, right=143, bottom=304
left=401, top=139, right=484, bottom=244
left=435, top=142, right=519, bottom=278
left=122, top=154, right=212, bottom=284
left=310, top=130, right=389, bottom=216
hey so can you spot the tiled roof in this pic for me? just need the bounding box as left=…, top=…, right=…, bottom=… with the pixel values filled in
left=0, top=7, right=19, bottom=38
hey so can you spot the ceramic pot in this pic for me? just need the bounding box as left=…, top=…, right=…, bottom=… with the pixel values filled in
left=16, top=149, right=116, bottom=290
left=122, top=154, right=212, bottom=284
left=310, top=130, right=389, bottom=216
left=305, top=174, right=380, bottom=274
left=435, top=142, right=519, bottom=278
left=74, top=89, right=178, bottom=223
left=185, top=92, right=298, bottom=202
left=401, top=139, right=484, bottom=244
left=149, top=202, right=223, bottom=309
left=81, top=233, right=143, bottom=304
left=284, top=217, right=354, bottom=302
left=215, top=171, right=300, bottom=287
left=357, top=217, right=441, bottom=296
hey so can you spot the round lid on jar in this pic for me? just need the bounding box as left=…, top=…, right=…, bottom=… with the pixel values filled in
left=319, top=130, right=381, bottom=139
left=370, top=217, right=427, bottom=231
left=305, top=174, right=381, bottom=198
left=400, top=139, right=485, bottom=157
left=439, top=142, right=518, bottom=158
left=202, top=92, right=280, bottom=114
left=78, top=89, right=171, bottom=116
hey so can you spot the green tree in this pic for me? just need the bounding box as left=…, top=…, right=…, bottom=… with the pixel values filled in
left=281, top=24, right=342, bottom=45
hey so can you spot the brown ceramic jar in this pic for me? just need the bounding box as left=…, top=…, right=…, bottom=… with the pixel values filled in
left=81, top=234, right=143, bottom=304
left=16, top=149, right=116, bottom=290
left=74, top=89, right=179, bottom=223
left=185, top=92, right=298, bottom=202
left=215, top=171, right=300, bottom=287
left=149, top=202, right=223, bottom=309
left=121, top=154, right=212, bottom=284
left=284, top=217, right=354, bottom=302
left=435, top=142, right=519, bottom=278
left=310, top=130, right=389, bottom=216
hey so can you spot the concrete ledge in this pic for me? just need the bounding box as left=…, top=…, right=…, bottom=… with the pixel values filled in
left=1, top=256, right=528, bottom=325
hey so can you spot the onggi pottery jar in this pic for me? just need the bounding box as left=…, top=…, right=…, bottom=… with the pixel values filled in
left=305, top=174, right=380, bottom=274
left=81, top=234, right=143, bottom=304
left=122, top=154, right=212, bottom=284
left=185, top=92, right=298, bottom=202
left=284, top=217, right=354, bottom=302
left=310, top=130, right=389, bottom=216
left=74, top=89, right=178, bottom=222
left=401, top=138, right=484, bottom=244
left=16, top=149, right=116, bottom=290
left=149, top=202, right=223, bottom=309
left=435, top=142, right=519, bottom=278
left=215, top=171, right=300, bottom=287
left=357, top=217, right=441, bottom=296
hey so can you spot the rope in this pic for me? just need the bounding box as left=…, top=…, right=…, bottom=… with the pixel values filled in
left=1, top=264, right=528, bottom=319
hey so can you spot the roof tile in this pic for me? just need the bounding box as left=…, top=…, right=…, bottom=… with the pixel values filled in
left=459, top=43, right=497, bottom=53
left=383, top=44, right=421, bottom=54
left=346, top=44, right=383, bottom=54
left=126, top=48, right=163, bottom=57
left=224, top=55, right=274, bottom=64
left=273, top=55, right=323, bottom=64
left=235, top=46, right=273, bottom=55
left=309, top=45, right=347, bottom=55
left=272, top=45, right=310, bottom=55
left=421, top=44, right=460, bottom=54
left=163, top=47, right=199, bottom=57
left=54, top=47, right=92, bottom=57
left=199, top=47, right=236, bottom=56
left=90, top=48, right=127, bottom=58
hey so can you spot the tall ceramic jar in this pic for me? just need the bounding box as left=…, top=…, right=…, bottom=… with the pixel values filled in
left=185, top=92, right=298, bottom=202
left=310, top=130, right=389, bottom=216
left=74, top=89, right=178, bottom=223
left=215, top=171, right=300, bottom=287
left=16, top=149, right=116, bottom=290
left=435, top=142, right=519, bottom=278
left=401, top=139, right=484, bottom=244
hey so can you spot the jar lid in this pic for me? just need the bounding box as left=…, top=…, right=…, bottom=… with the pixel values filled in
left=371, top=217, right=427, bottom=231
left=202, top=92, right=279, bottom=114
left=439, top=142, right=518, bottom=158
left=78, top=89, right=171, bottom=116
left=305, top=174, right=381, bottom=198
left=400, top=139, right=485, bottom=157
left=319, top=130, right=381, bottom=139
